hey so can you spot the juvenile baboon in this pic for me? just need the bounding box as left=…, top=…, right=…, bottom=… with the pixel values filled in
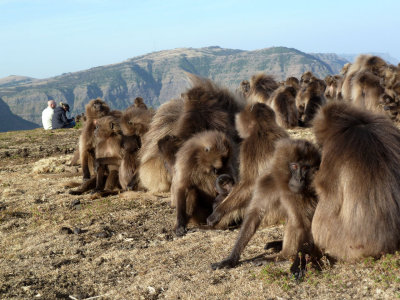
left=380, top=90, right=400, bottom=122
left=247, top=73, right=279, bottom=104
left=324, top=75, right=341, bottom=102
left=312, top=102, right=400, bottom=261
left=69, top=115, right=123, bottom=195
left=133, top=97, right=148, bottom=109
left=92, top=115, right=123, bottom=192
left=171, top=130, right=236, bottom=236
left=300, top=71, right=314, bottom=85
left=269, top=86, right=298, bottom=128
left=79, top=98, right=111, bottom=181
left=214, top=174, right=234, bottom=209
left=211, top=139, right=321, bottom=269
left=207, top=103, right=289, bottom=228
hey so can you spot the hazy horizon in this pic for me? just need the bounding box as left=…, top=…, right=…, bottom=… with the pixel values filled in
left=1, top=0, right=399, bottom=79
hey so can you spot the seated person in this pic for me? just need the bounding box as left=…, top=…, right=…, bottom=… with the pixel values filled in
left=41, top=100, right=56, bottom=130
left=52, top=102, right=75, bottom=129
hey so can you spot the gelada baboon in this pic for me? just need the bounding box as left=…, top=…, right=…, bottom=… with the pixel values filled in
left=79, top=98, right=111, bottom=180
left=269, top=86, right=298, bottom=128
left=211, top=139, right=321, bottom=269
left=119, top=106, right=153, bottom=190
left=341, top=55, right=387, bottom=101
left=69, top=115, right=123, bottom=195
left=312, top=102, right=400, bottom=261
left=140, top=74, right=243, bottom=193
left=324, top=75, right=342, bottom=102
left=92, top=115, right=123, bottom=192
left=247, top=73, right=279, bottom=105
left=350, top=71, right=384, bottom=112
left=138, top=98, right=184, bottom=193
left=171, top=130, right=236, bottom=236
left=285, top=76, right=300, bottom=91
left=380, top=90, right=400, bottom=122
left=237, top=80, right=250, bottom=99
left=207, top=103, right=289, bottom=228
left=133, top=96, right=148, bottom=109
left=296, top=81, right=326, bottom=127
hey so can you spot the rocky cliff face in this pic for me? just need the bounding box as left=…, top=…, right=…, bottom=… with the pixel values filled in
left=0, top=46, right=348, bottom=126
left=0, top=97, right=39, bottom=132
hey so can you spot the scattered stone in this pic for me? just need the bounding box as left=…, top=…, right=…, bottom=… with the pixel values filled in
left=73, top=227, right=82, bottom=234
left=60, top=227, right=73, bottom=234
left=70, top=199, right=81, bottom=209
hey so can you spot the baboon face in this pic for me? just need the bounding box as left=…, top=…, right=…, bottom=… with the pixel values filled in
left=288, top=162, right=313, bottom=193
left=86, top=98, right=110, bottom=119
left=196, top=134, right=231, bottom=175
left=216, top=174, right=234, bottom=194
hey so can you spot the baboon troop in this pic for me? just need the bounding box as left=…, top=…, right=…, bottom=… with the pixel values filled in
left=67, top=55, right=400, bottom=276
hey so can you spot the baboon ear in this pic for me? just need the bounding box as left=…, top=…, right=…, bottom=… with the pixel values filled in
left=204, top=146, right=210, bottom=152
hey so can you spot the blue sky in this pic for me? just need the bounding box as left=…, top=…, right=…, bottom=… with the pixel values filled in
left=0, top=0, right=399, bottom=79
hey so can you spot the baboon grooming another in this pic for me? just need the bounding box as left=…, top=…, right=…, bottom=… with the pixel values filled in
left=211, top=139, right=321, bottom=269
left=214, top=174, right=234, bottom=209
left=207, top=103, right=289, bottom=228
left=171, top=130, right=236, bottom=236
left=312, top=102, right=400, bottom=261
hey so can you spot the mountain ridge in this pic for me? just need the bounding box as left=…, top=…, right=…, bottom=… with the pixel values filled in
left=0, top=46, right=349, bottom=130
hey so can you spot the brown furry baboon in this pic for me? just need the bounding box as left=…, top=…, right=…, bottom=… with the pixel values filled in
left=78, top=98, right=112, bottom=180
left=269, top=86, right=298, bottom=128
left=324, top=75, right=342, bottom=102
left=69, top=115, right=123, bottom=195
left=285, top=76, right=300, bottom=91
left=92, top=115, right=123, bottom=192
left=341, top=55, right=387, bottom=101
left=207, top=103, right=289, bottom=228
left=214, top=174, right=234, bottom=209
left=296, top=81, right=326, bottom=127
left=140, top=74, right=243, bottom=193
left=211, top=139, right=321, bottom=269
left=247, top=73, right=279, bottom=104
left=138, top=98, right=184, bottom=192
left=312, top=102, right=400, bottom=261
left=118, top=106, right=153, bottom=190
left=237, top=80, right=250, bottom=99
left=300, top=71, right=314, bottom=85
left=171, top=130, right=236, bottom=236
left=350, top=70, right=385, bottom=112
left=133, top=97, right=148, bottom=109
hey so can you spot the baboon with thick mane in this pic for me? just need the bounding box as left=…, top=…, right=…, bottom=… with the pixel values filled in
left=312, top=102, right=400, bottom=261
left=211, top=138, right=321, bottom=269
left=247, top=73, right=279, bottom=104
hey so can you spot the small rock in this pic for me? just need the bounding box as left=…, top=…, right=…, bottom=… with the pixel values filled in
left=60, top=227, right=73, bottom=234
left=73, top=227, right=82, bottom=234
left=147, top=286, right=156, bottom=295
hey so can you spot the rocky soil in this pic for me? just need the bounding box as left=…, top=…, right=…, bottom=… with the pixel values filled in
left=0, top=128, right=399, bottom=299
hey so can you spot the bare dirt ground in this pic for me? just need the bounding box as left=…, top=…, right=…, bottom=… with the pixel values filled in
left=0, top=128, right=399, bottom=299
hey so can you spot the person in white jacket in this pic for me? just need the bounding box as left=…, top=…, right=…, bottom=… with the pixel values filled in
left=41, top=100, right=56, bottom=130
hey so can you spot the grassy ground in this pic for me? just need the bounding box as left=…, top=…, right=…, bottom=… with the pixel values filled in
left=0, top=128, right=399, bottom=299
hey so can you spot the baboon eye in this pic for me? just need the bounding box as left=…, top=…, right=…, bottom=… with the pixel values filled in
left=290, top=163, right=298, bottom=170
left=205, top=147, right=210, bottom=152
left=128, top=121, right=133, bottom=125
left=302, top=165, right=309, bottom=171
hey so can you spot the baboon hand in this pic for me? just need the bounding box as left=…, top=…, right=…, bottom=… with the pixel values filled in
left=207, top=210, right=222, bottom=227
left=175, top=225, right=187, bottom=237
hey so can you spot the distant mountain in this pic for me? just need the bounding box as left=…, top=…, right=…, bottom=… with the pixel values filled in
left=339, top=53, right=399, bottom=65
left=0, top=46, right=349, bottom=126
left=0, top=75, right=37, bottom=88
left=0, top=97, right=39, bottom=132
